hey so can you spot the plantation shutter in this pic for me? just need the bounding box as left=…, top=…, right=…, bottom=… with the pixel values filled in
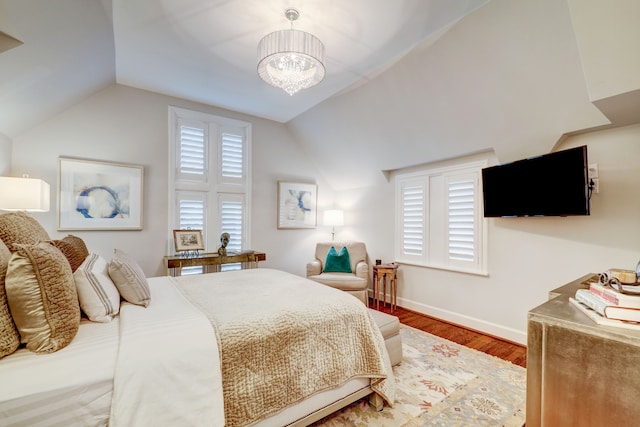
left=220, top=197, right=244, bottom=252
left=401, top=179, right=426, bottom=257
left=176, top=120, right=207, bottom=182
left=219, top=128, right=245, bottom=185
left=447, top=179, right=476, bottom=263
left=176, top=191, right=206, bottom=233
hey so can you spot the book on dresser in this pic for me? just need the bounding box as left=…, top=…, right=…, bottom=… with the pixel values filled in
left=574, top=288, right=640, bottom=323
left=569, top=297, right=640, bottom=330
left=588, top=282, right=640, bottom=308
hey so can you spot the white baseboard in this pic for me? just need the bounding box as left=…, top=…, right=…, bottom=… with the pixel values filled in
left=392, top=295, right=527, bottom=346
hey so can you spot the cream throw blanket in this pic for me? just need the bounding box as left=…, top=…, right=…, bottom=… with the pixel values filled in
left=175, top=268, right=395, bottom=427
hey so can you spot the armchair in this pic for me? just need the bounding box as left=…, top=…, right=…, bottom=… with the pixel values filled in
left=306, top=241, right=369, bottom=305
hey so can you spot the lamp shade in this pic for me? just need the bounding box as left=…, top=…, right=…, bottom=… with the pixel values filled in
left=323, top=209, right=344, bottom=227
left=0, top=177, right=50, bottom=212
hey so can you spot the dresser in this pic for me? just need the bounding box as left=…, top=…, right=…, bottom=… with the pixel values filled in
left=526, top=274, right=640, bottom=426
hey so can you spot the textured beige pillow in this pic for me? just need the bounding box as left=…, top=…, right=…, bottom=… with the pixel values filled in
left=0, top=238, right=20, bottom=358
left=74, top=253, right=121, bottom=322
left=5, top=242, right=80, bottom=353
left=50, top=235, right=89, bottom=272
left=0, top=211, right=50, bottom=252
left=108, top=249, right=151, bottom=307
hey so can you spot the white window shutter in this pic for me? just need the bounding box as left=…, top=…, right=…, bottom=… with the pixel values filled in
left=177, top=191, right=207, bottom=233
left=176, top=120, right=207, bottom=182
left=219, top=127, right=245, bottom=186
left=395, top=176, right=427, bottom=264
left=447, top=178, right=476, bottom=263
left=219, top=196, right=244, bottom=252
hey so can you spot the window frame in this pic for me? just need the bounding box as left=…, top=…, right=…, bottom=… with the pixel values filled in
left=168, top=106, right=252, bottom=254
left=393, top=158, right=488, bottom=276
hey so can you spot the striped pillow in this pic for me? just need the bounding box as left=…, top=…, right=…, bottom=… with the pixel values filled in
left=108, top=249, right=151, bottom=307
left=74, top=253, right=121, bottom=322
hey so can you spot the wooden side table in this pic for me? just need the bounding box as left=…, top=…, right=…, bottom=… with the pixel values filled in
left=372, top=263, right=399, bottom=312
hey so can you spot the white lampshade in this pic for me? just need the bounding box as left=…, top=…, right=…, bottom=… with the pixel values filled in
left=323, top=209, right=344, bottom=227
left=0, top=176, right=50, bottom=212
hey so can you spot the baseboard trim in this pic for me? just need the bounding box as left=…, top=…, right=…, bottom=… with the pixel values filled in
left=396, top=296, right=527, bottom=346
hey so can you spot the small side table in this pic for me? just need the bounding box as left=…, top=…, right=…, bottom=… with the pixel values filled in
left=373, top=263, right=399, bottom=312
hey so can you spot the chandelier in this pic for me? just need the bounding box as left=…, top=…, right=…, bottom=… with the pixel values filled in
left=257, top=8, right=326, bottom=96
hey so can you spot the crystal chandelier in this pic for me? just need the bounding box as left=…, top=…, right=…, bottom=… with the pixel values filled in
left=257, top=8, right=326, bottom=96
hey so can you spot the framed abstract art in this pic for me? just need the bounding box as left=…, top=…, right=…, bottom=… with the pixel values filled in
left=57, top=157, right=144, bottom=230
left=277, top=181, right=317, bottom=229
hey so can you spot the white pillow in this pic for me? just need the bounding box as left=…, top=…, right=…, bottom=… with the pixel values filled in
left=74, top=253, right=120, bottom=322
left=108, top=249, right=151, bottom=307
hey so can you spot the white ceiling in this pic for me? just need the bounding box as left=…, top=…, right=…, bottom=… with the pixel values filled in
left=0, top=0, right=488, bottom=138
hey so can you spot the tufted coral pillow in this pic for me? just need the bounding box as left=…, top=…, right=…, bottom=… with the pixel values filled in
left=108, top=249, right=151, bottom=307
left=50, top=235, right=89, bottom=272
left=5, top=242, right=80, bottom=354
left=323, top=246, right=353, bottom=273
left=0, top=211, right=50, bottom=252
left=74, top=253, right=121, bottom=322
left=0, top=238, right=20, bottom=358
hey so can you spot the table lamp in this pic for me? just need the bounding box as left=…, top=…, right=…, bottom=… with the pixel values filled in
left=323, top=209, right=344, bottom=241
left=0, top=176, right=50, bottom=212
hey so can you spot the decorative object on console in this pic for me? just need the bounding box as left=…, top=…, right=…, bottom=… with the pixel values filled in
left=217, top=232, right=230, bottom=256
left=257, top=8, right=326, bottom=96
left=277, top=181, right=317, bottom=229
left=58, top=157, right=144, bottom=231
left=173, top=229, right=205, bottom=253
left=323, top=209, right=344, bottom=241
left=0, top=175, right=50, bottom=212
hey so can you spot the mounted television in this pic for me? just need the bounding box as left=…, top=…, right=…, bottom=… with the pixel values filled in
left=482, top=145, right=590, bottom=217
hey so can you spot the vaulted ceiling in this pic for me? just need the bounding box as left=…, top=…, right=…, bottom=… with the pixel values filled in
left=0, top=0, right=488, bottom=139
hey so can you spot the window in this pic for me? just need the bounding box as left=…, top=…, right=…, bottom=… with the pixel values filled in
left=169, top=107, right=251, bottom=267
left=393, top=158, right=487, bottom=275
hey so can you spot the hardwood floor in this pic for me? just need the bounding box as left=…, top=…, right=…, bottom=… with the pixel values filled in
left=370, top=301, right=527, bottom=368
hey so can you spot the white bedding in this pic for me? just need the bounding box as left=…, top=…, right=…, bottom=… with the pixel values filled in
left=0, top=318, right=119, bottom=426
left=109, top=277, right=224, bottom=427
left=0, top=269, right=391, bottom=427
left=0, top=278, right=224, bottom=427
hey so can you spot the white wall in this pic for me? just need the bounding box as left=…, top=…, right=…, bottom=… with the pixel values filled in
left=11, top=84, right=334, bottom=278
left=0, top=133, right=10, bottom=175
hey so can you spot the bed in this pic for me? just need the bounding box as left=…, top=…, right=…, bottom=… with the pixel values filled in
left=0, top=268, right=395, bottom=426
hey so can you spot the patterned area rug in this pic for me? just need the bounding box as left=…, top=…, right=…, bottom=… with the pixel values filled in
left=314, top=325, right=526, bottom=426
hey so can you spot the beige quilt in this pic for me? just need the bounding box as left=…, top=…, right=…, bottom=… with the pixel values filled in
left=175, top=268, right=395, bottom=427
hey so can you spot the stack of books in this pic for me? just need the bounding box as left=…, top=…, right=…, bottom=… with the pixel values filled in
left=570, top=281, right=640, bottom=329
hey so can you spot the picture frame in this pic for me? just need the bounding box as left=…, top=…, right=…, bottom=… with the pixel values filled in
left=277, top=181, right=317, bottom=229
left=57, top=157, right=144, bottom=230
left=173, top=229, right=205, bottom=252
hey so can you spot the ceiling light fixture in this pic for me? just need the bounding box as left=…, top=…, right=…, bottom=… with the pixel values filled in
left=257, top=8, right=325, bottom=96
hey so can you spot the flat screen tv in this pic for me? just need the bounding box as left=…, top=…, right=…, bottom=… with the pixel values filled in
left=482, top=145, right=590, bottom=217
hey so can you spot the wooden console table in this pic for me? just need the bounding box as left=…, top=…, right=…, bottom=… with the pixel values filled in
left=373, top=263, right=398, bottom=312
left=527, top=273, right=640, bottom=426
left=164, top=251, right=266, bottom=276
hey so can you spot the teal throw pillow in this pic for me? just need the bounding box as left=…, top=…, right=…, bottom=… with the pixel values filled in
left=323, top=246, right=352, bottom=273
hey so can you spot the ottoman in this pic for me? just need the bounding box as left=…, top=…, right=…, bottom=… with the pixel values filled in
left=368, top=308, right=402, bottom=366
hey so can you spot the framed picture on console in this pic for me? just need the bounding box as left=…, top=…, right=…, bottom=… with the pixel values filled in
left=173, top=229, right=205, bottom=252
left=277, top=181, right=317, bottom=229
left=58, top=157, right=144, bottom=231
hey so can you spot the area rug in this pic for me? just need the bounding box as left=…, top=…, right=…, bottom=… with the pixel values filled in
left=313, top=325, right=526, bottom=427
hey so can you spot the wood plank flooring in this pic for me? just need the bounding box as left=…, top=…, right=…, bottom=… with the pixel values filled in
left=370, top=302, right=527, bottom=368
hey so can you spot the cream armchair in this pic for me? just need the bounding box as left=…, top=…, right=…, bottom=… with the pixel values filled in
left=306, top=241, right=369, bottom=305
